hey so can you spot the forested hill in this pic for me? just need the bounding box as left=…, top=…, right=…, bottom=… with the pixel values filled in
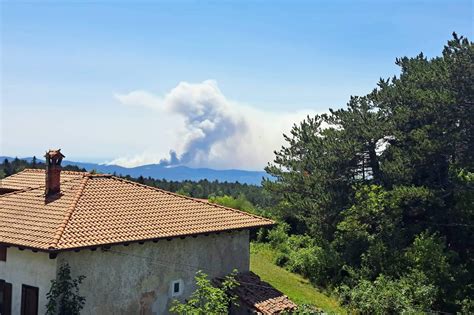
left=0, top=158, right=273, bottom=208
left=0, top=156, right=269, bottom=185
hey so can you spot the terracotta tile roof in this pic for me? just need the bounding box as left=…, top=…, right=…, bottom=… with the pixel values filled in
left=0, top=169, right=274, bottom=251
left=0, top=168, right=85, bottom=191
left=228, top=272, right=298, bottom=314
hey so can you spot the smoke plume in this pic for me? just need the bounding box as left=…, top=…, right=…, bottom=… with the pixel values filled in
left=114, top=80, right=318, bottom=170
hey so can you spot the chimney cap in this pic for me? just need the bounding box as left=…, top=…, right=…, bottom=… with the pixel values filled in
left=45, top=149, right=65, bottom=159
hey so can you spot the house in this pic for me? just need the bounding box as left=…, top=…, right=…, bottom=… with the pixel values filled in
left=0, top=150, right=282, bottom=315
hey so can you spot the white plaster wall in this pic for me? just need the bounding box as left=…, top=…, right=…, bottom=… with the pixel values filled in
left=0, top=247, right=57, bottom=315
left=59, top=230, right=250, bottom=315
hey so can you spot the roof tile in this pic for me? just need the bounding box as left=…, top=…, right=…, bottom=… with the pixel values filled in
left=0, top=169, right=273, bottom=250
left=221, top=271, right=298, bottom=314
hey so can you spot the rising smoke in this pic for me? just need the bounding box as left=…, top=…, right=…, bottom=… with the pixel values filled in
left=160, top=80, right=247, bottom=166
left=114, top=80, right=318, bottom=170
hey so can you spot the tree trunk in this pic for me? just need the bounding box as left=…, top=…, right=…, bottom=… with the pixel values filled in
left=368, top=142, right=382, bottom=184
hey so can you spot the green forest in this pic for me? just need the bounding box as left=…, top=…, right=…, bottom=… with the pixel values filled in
left=1, top=34, right=472, bottom=313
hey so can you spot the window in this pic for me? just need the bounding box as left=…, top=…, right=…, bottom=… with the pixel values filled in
left=170, top=279, right=183, bottom=297
left=21, top=285, right=38, bottom=315
left=173, top=282, right=180, bottom=294
left=0, top=247, right=6, bottom=262
left=0, top=280, right=12, bottom=315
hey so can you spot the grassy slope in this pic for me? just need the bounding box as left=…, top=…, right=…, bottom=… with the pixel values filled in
left=250, top=243, right=346, bottom=314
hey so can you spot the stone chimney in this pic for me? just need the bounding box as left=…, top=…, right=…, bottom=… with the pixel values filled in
left=44, top=149, right=65, bottom=196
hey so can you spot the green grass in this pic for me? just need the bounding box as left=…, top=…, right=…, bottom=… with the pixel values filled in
left=250, top=243, right=346, bottom=314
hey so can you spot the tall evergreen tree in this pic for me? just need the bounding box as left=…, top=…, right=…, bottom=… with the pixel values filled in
left=264, top=34, right=473, bottom=312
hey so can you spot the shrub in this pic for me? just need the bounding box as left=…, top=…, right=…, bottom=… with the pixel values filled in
left=275, top=252, right=289, bottom=267
left=341, top=270, right=436, bottom=313
left=209, top=194, right=256, bottom=213
left=267, top=222, right=290, bottom=250
left=286, top=246, right=319, bottom=277
left=169, top=270, right=238, bottom=314
left=405, top=232, right=453, bottom=286
left=267, top=225, right=338, bottom=286
left=256, top=227, right=269, bottom=243
left=46, top=262, right=86, bottom=315
left=459, top=298, right=474, bottom=314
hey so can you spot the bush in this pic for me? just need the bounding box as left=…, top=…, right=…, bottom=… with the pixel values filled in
left=256, top=227, right=269, bottom=243
left=286, top=246, right=320, bottom=278
left=209, top=194, right=256, bottom=214
left=268, top=227, right=336, bottom=286
left=287, top=242, right=336, bottom=286
left=459, top=297, right=474, bottom=314
left=405, top=232, right=453, bottom=286
left=275, top=252, right=289, bottom=267
left=46, top=262, right=86, bottom=315
left=267, top=222, right=290, bottom=250
left=169, top=270, right=238, bottom=314
left=341, top=270, right=436, bottom=313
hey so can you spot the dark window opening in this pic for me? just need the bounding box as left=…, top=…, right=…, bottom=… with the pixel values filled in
left=0, top=280, right=13, bottom=315
left=21, top=285, right=38, bottom=315
left=173, top=282, right=180, bottom=293
left=0, top=247, right=6, bottom=262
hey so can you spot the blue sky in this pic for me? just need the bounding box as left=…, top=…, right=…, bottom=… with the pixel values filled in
left=1, top=0, right=472, bottom=169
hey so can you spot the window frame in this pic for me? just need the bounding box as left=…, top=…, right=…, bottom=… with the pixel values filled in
left=170, top=279, right=184, bottom=297
left=173, top=282, right=180, bottom=294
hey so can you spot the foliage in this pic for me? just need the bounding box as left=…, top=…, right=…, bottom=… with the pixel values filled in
left=46, top=262, right=86, bottom=315
left=209, top=194, right=256, bottom=214
left=0, top=157, right=86, bottom=179
left=267, top=226, right=337, bottom=287
left=264, top=33, right=474, bottom=312
left=340, top=270, right=436, bottom=313
left=268, top=222, right=290, bottom=249
left=131, top=175, right=276, bottom=208
left=209, top=194, right=275, bottom=241
left=169, top=270, right=238, bottom=315
left=282, top=304, right=323, bottom=314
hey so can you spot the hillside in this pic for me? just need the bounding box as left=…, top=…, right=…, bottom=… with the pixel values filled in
left=250, top=243, right=346, bottom=314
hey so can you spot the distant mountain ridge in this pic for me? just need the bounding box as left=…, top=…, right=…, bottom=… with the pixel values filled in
left=0, top=156, right=270, bottom=185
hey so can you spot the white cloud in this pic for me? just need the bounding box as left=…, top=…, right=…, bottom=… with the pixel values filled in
left=112, top=80, right=320, bottom=170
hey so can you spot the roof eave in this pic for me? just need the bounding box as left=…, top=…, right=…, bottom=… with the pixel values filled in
left=0, top=223, right=274, bottom=253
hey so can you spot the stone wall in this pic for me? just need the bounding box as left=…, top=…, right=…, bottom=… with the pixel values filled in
left=59, top=230, right=250, bottom=315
